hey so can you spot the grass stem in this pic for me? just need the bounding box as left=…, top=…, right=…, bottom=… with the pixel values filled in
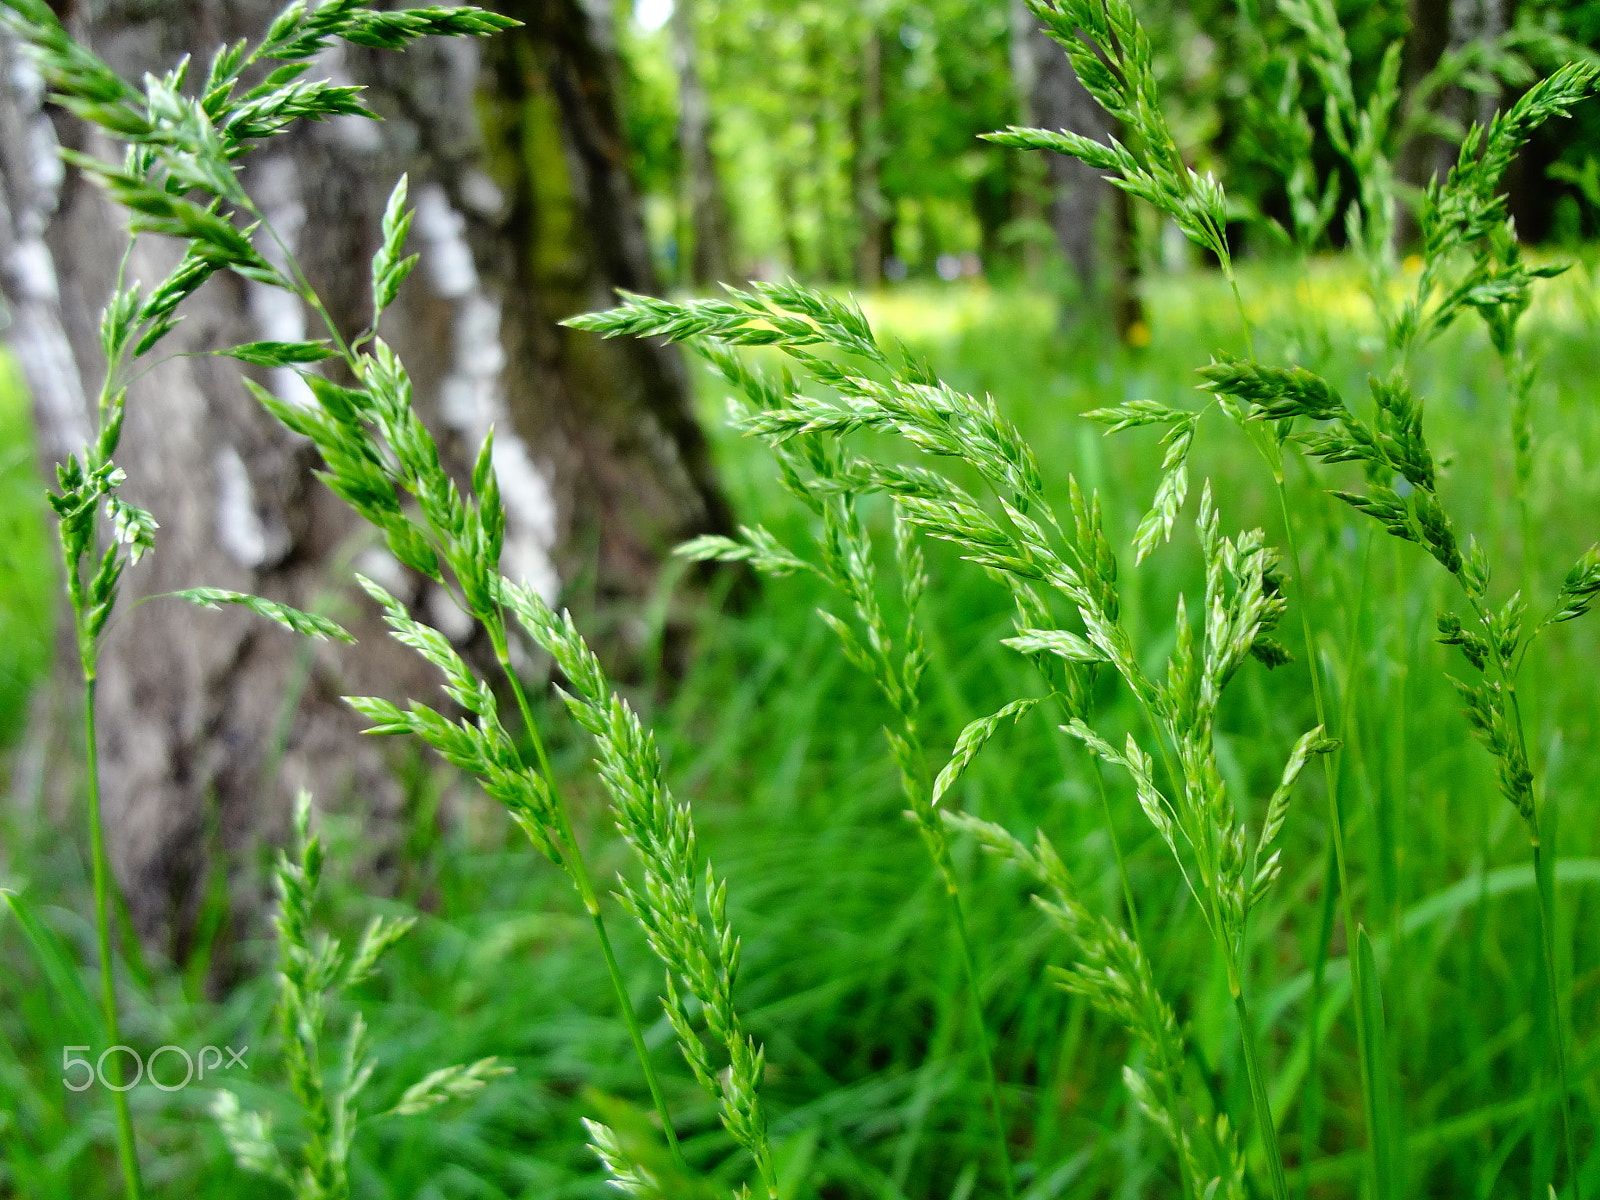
left=84, top=675, right=143, bottom=1200
left=1090, top=749, right=1143, bottom=950
left=948, top=886, right=1017, bottom=1200
left=1298, top=527, right=1371, bottom=1191
left=1078, top=707, right=1195, bottom=1198
left=1234, top=986, right=1289, bottom=1200
left=493, top=630, right=687, bottom=1171
left=1163, top=1071, right=1199, bottom=1200
left=1274, top=482, right=1381, bottom=1191
left=1533, top=841, right=1581, bottom=1200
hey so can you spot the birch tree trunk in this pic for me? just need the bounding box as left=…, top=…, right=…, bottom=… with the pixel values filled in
left=0, top=0, right=735, bottom=955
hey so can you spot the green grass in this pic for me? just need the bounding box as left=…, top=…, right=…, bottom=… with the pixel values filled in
left=0, top=350, right=53, bottom=750
left=2, top=263, right=1598, bottom=1197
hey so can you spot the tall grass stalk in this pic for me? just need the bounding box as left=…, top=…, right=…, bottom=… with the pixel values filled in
left=1223, top=18, right=1393, bottom=1170
left=998, top=0, right=1390, bottom=1167
left=574, top=281, right=1337, bottom=1199
left=673, top=355, right=1019, bottom=1194
left=34, top=194, right=158, bottom=1200
left=1296, top=524, right=1373, bottom=1193
left=82, top=678, right=141, bottom=1200
left=1274, top=483, right=1380, bottom=1178
left=213, top=790, right=509, bottom=1198
left=11, top=0, right=1600, bottom=1191
left=989, top=2, right=1596, bottom=1193
left=942, top=814, right=1204, bottom=1200
left=1258, top=52, right=1593, bottom=1197
left=491, top=617, right=686, bottom=1168
left=948, top=883, right=1016, bottom=1199
left=1282, top=20, right=1590, bottom=1189
left=2, top=0, right=785, bottom=1189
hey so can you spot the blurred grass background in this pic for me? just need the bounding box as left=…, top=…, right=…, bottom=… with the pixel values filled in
left=0, top=349, right=52, bottom=746
left=2, top=262, right=1598, bottom=1197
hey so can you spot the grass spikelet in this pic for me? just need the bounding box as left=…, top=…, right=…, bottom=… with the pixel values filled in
left=214, top=792, right=508, bottom=1200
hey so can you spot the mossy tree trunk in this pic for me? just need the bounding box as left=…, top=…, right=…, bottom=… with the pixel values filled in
left=0, top=0, right=735, bottom=956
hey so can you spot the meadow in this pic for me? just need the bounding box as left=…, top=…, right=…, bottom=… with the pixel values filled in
left=2, top=252, right=1597, bottom=1197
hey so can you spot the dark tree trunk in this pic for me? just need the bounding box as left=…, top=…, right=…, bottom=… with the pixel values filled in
left=1012, top=1, right=1141, bottom=336
left=1007, top=0, right=1046, bottom=277
left=1400, top=0, right=1454, bottom=164
left=670, top=0, right=735, bottom=285
left=0, top=0, right=736, bottom=954
left=1397, top=0, right=1510, bottom=246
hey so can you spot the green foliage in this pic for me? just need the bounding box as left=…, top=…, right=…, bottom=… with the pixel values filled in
left=574, top=273, right=1342, bottom=1197
left=1, top=889, right=104, bottom=1043
left=625, top=0, right=1022, bottom=280
left=173, top=589, right=355, bottom=644
left=6, top=266, right=1600, bottom=1200
left=617, top=0, right=1600, bottom=286
left=3, top=0, right=786, bottom=1192
left=988, top=0, right=1231, bottom=273
left=0, top=355, right=52, bottom=744
left=673, top=315, right=1028, bottom=1193
left=212, top=792, right=508, bottom=1200
left=1017, top=4, right=1595, bottom=1194
left=503, top=580, right=777, bottom=1194
left=579, top=3, right=1599, bottom=1196
left=7, top=1, right=1600, bottom=1198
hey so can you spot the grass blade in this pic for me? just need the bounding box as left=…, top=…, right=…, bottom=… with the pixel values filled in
left=1, top=889, right=104, bottom=1042
left=1355, top=926, right=1397, bottom=1200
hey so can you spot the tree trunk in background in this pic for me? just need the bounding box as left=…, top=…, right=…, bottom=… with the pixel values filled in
left=671, top=0, right=735, bottom=285
left=1398, top=0, right=1511, bottom=246
left=1448, top=0, right=1508, bottom=133
left=1399, top=0, right=1453, bottom=182
left=0, top=0, right=736, bottom=956
left=853, top=25, right=885, bottom=288
left=1007, top=0, right=1045, bottom=277
left=1013, top=3, right=1141, bottom=337
left=775, top=161, right=804, bottom=275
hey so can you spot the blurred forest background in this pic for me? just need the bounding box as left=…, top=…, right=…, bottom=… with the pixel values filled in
left=5, top=0, right=1600, bottom=1196
left=614, top=0, right=1600, bottom=302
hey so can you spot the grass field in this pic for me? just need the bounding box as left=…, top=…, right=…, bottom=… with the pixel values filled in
left=2, top=260, right=1598, bottom=1198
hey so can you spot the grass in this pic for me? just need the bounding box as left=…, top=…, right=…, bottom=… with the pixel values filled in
left=10, top=1, right=1600, bottom=1194
left=0, top=350, right=53, bottom=749
left=2, top=257, right=1597, bottom=1197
